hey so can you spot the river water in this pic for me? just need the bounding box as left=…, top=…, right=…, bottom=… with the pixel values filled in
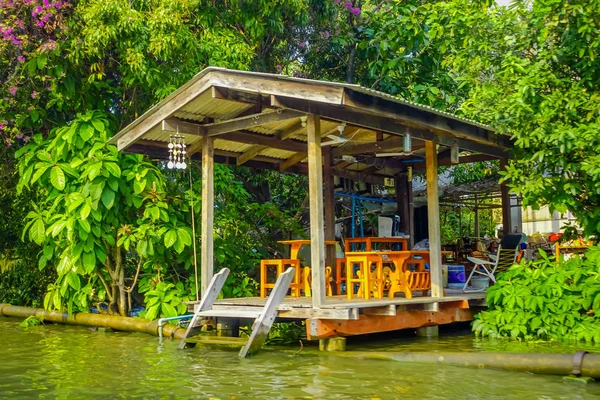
left=1, top=318, right=600, bottom=399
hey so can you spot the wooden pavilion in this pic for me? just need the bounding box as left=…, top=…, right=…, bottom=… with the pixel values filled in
left=110, top=67, right=512, bottom=344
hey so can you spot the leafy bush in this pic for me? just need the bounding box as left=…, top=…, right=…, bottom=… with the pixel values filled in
left=0, top=261, right=56, bottom=308
left=473, top=246, right=600, bottom=342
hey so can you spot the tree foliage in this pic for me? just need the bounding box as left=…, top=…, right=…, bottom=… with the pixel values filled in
left=428, top=0, right=600, bottom=236
left=474, top=247, right=600, bottom=342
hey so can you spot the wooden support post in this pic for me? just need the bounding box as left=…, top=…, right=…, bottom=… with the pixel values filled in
left=408, top=168, right=414, bottom=249
left=474, top=195, right=480, bottom=238
left=425, top=141, right=443, bottom=300
left=500, top=158, right=511, bottom=235
left=323, top=148, right=337, bottom=293
left=307, top=114, right=326, bottom=307
left=396, top=171, right=411, bottom=248
left=201, top=135, right=215, bottom=296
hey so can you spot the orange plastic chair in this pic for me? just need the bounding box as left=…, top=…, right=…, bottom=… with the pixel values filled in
left=260, top=259, right=302, bottom=298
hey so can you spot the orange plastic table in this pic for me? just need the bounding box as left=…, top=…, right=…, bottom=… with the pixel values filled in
left=344, top=237, right=409, bottom=253
left=278, top=240, right=338, bottom=260
left=346, top=250, right=430, bottom=299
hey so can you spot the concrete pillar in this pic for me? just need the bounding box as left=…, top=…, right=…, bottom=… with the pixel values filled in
left=216, top=318, right=240, bottom=337
left=416, top=325, right=439, bottom=338
left=319, top=337, right=347, bottom=352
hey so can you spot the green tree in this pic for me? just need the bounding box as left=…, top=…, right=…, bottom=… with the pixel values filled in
left=428, top=0, right=600, bottom=236
left=17, top=111, right=195, bottom=316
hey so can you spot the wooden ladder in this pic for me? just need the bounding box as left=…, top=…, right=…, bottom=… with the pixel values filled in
left=178, top=267, right=296, bottom=358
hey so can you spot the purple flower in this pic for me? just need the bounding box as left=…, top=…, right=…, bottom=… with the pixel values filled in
left=8, top=86, right=17, bottom=96
left=23, top=136, right=30, bottom=143
left=334, top=0, right=340, bottom=3
left=43, top=0, right=49, bottom=7
left=324, top=30, right=330, bottom=39
left=16, top=133, right=23, bottom=139
left=5, top=138, right=12, bottom=147
left=0, top=122, right=4, bottom=130
left=350, top=7, right=360, bottom=15
left=299, top=42, right=306, bottom=48
left=16, top=20, right=24, bottom=29
left=17, top=55, right=25, bottom=62
left=36, top=20, right=45, bottom=27
left=343, top=1, right=352, bottom=7
left=31, top=91, right=39, bottom=99
left=32, top=6, right=43, bottom=17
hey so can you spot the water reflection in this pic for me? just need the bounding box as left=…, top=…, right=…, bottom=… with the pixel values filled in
left=1, top=318, right=600, bottom=399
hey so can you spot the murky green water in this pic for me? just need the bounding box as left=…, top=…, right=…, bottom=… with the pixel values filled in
left=2, top=318, right=600, bottom=399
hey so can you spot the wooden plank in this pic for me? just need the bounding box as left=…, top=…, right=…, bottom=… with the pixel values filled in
left=341, top=88, right=512, bottom=149
left=280, top=120, right=305, bottom=140
left=307, top=305, right=476, bottom=340
left=210, top=70, right=345, bottom=104
left=271, top=96, right=509, bottom=158
left=179, top=267, right=230, bottom=349
left=219, top=131, right=306, bottom=153
left=426, top=141, right=443, bottom=300
left=278, top=152, right=306, bottom=172
left=113, top=79, right=213, bottom=151
left=198, top=309, right=262, bottom=319
left=237, top=145, right=267, bottom=166
left=396, top=171, right=411, bottom=238
left=162, top=118, right=206, bottom=136
left=205, top=110, right=304, bottom=137
left=201, top=135, right=215, bottom=296
left=362, top=305, right=397, bottom=316
left=323, top=147, right=337, bottom=293
left=332, top=135, right=407, bottom=157
left=211, top=86, right=271, bottom=107
left=307, top=114, right=327, bottom=308
left=239, top=268, right=296, bottom=357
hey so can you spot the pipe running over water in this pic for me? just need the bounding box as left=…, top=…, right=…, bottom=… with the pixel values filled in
left=334, top=351, right=600, bottom=379
left=0, top=304, right=188, bottom=340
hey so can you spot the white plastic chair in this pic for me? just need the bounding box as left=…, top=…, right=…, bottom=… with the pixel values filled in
left=463, top=234, right=523, bottom=292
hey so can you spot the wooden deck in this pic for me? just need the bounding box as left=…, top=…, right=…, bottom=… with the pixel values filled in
left=187, top=290, right=486, bottom=321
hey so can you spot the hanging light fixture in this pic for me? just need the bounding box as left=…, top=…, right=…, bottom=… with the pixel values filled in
left=403, top=133, right=412, bottom=155
left=167, top=134, right=187, bottom=170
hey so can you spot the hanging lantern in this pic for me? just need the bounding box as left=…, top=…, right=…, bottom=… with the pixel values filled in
left=167, top=135, right=187, bottom=169
left=403, top=133, right=412, bottom=155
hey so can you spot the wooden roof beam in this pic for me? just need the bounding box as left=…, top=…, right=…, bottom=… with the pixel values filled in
left=278, top=152, right=306, bottom=172
left=237, top=145, right=267, bottom=166
left=162, top=110, right=304, bottom=139
left=342, top=88, right=512, bottom=149
left=218, top=130, right=306, bottom=153
left=205, top=110, right=304, bottom=137
left=271, top=95, right=510, bottom=158
left=333, top=135, right=414, bottom=157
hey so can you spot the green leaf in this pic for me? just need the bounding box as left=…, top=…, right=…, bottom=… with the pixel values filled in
left=91, top=119, right=104, bottom=132
left=79, top=123, right=94, bottom=141
left=66, top=272, right=81, bottom=290
left=50, top=166, right=66, bottom=190
left=29, top=219, right=46, bottom=245
left=145, top=305, right=159, bottom=321
left=78, top=218, right=91, bottom=233
left=31, top=165, right=49, bottom=184
left=161, top=303, right=178, bottom=318
left=164, top=230, right=177, bottom=248
left=133, top=179, right=146, bottom=194
left=80, top=204, right=91, bottom=220
left=177, top=228, right=192, bottom=246
left=101, top=189, right=115, bottom=210
left=82, top=251, right=96, bottom=273
left=104, top=163, right=121, bottom=178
